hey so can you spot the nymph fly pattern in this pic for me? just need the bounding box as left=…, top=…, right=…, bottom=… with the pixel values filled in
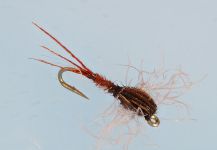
left=33, top=23, right=160, bottom=127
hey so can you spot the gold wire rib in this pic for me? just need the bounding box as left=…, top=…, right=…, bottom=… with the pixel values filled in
left=58, top=67, right=89, bottom=100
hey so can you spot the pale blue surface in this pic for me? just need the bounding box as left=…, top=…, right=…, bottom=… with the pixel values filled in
left=0, top=0, right=217, bottom=150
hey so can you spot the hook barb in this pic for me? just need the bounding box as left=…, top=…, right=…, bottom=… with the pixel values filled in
left=58, top=67, right=89, bottom=100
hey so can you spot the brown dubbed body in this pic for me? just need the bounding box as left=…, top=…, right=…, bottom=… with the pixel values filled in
left=33, top=23, right=160, bottom=127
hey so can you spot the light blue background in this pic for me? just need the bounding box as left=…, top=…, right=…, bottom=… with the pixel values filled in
left=0, top=0, right=216, bottom=150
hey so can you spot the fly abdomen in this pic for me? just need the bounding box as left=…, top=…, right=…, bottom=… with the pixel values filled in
left=115, top=87, right=157, bottom=120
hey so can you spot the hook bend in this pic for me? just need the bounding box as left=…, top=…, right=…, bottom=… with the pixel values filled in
left=58, top=67, right=89, bottom=100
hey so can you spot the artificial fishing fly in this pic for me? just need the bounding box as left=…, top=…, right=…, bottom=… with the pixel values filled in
left=32, top=23, right=160, bottom=127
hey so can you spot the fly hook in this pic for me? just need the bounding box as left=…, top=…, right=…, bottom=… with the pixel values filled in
left=58, top=67, right=89, bottom=100
left=33, top=22, right=160, bottom=127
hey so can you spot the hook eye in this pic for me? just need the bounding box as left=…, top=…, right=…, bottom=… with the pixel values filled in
left=58, top=67, right=89, bottom=100
left=147, top=114, right=160, bottom=127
